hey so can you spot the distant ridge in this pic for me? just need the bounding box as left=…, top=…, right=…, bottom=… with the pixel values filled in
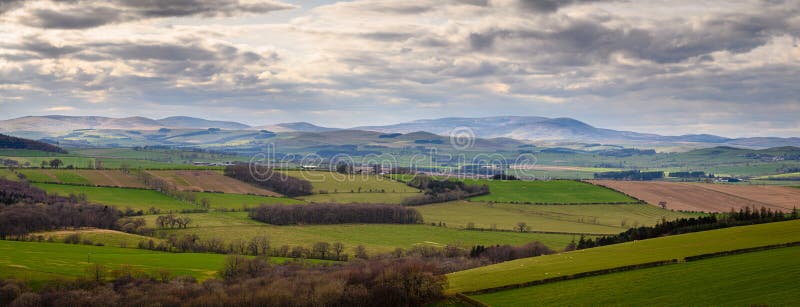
left=156, top=116, right=251, bottom=130
left=252, top=122, right=337, bottom=133
left=0, top=115, right=798, bottom=149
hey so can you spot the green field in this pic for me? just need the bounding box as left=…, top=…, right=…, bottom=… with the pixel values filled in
left=0, top=149, right=72, bottom=157
left=34, top=229, right=164, bottom=248
left=416, top=201, right=700, bottom=234
left=0, top=240, right=323, bottom=287
left=34, top=183, right=195, bottom=212
left=446, top=220, right=800, bottom=294
left=300, top=192, right=420, bottom=204
left=280, top=170, right=419, bottom=193
left=465, top=179, right=638, bottom=204
left=0, top=168, right=17, bottom=180
left=143, top=212, right=577, bottom=254
left=192, top=192, right=305, bottom=209
left=472, top=246, right=800, bottom=306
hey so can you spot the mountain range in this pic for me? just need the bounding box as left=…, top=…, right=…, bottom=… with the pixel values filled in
left=0, top=115, right=797, bottom=149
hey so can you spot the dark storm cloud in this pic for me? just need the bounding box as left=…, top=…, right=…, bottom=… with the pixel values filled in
left=12, top=0, right=296, bottom=29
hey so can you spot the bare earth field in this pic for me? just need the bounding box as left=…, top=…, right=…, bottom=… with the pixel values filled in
left=146, top=170, right=280, bottom=196
left=590, top=180, right=799, bottom=212
left=74, top=170, right=146, bottom=188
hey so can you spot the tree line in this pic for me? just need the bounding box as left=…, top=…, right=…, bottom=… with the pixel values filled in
left=249, top=203, right=423, bottom=225
left=0, top=179, right=119, bottom=239
left=224, top=163, right=313, bottom=196
left=401, top=175, right=489, bottom=206
left=576, top=206, right=797, bottom=249
left=594, top=170, right=664, bottom=180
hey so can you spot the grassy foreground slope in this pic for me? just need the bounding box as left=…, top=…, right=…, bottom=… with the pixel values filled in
left=465, top=179, right=637, bottom=204
left=0, top=240, right=325, bottom=287
left=472, top=246, right=800, bottom=306
left=446, top=220, right=800, bottom=294
left=0, top=240, right=226, bottom=284
left=416, top=201, right=700, bottom=234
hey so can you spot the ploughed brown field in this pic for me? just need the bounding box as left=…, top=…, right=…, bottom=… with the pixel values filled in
left=589, top=180, right=800, bottom=212
left=145, top=170, right=281, bottom=196
left=74, top=170, right=146, bottom=188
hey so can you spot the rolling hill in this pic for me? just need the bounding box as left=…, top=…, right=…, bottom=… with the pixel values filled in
left=2, top=115, right=799, bottom=149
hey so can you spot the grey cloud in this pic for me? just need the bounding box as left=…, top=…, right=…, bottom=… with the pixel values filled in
left=465, top=7, right=797, bottom=65
left=0, top=0, right=23, bottom=14
left=13, top=0, right=296, bottom=29
left=517, top=0, right=607, bottom=13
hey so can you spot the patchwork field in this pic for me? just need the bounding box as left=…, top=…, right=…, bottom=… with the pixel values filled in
left=146, top=170, right=280, bottom=196
left=416, top=201, right=701, bottom=234
left=465, top=179, right=638, bottom=204
left=446, top=219, right=800, bottom=294
left=590, top=180, right=800, bottom=212
left=471, top=246, right=800, bottom=306
left=143, top=212, right=578, bottom=254
left=34, top=183, right=196, bottom=212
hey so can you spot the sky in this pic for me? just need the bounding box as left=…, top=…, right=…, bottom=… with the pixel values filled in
left=0, top=0, right=799, bottom=137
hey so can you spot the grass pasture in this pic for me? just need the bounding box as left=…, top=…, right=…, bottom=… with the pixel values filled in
left=0, top=168, right=17, bottom=180
left=33, top=229, right=163, bottom=249
left=0, top=240, right=323, bottom=287
left=416, top=201, right=701, bottom=234
left=34, top=183, right=195, bottom=212
left=0, top=240, right=226, bottom=285
left=446, top=219, right=800, bottom=294
left=281, top=170, right=419, bottom=194
left=300, top=192, right=420, bottom=204
left=471, top=246, right=800, bottom=306
left=466, top=179, right=638, bottom=204
left=143, top=212, right=578, bottom=254
left=192, top=192, right=305, bottom=209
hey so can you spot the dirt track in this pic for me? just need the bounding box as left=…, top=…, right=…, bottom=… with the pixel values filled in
left=589, top=180, right=800, bottom=212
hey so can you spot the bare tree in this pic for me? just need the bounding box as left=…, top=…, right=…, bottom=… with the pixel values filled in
left=332, top=242, right=345, bottom=260
left=516, top=222, right=528, bottom=233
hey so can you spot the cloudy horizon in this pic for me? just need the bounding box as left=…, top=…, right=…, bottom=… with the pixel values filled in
left=1, top=0, right=799, bottom=138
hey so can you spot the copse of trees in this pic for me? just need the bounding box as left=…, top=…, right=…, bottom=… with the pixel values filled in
left=491, top=173, right=519, bottom=180
left=0, top=179, right=119, bottom=239
left=670, top=171, right=710, bottom=178
left=401, top=175, right=489, bottom=206
left=224, top=163, right=313, bottom=196
left=469, top=241, right=554, bottom=263
left=0, top=133, right=67, bottom=153
left=594, top=170, right=664, bottom=180
left=249, top=203, right=423, bottom=225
